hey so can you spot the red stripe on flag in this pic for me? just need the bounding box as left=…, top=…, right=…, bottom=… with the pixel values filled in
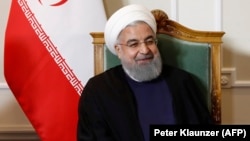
left=4, top=1, right=80, bottom=140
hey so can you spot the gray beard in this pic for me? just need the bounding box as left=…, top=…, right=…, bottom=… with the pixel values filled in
left=122, top=54, right=162, bottom=82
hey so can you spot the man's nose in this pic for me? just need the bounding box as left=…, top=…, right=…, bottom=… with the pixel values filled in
left=139, top=43, right=150, bottom=54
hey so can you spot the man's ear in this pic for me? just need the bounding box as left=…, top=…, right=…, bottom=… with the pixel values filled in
left=115, top=45, right=121, bottom=59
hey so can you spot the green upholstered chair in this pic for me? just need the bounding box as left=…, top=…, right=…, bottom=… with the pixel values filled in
left=90, top=9, right=225, bottom=124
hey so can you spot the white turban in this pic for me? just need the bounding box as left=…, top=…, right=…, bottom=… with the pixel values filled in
left=104, top=4, right=157, bottom=55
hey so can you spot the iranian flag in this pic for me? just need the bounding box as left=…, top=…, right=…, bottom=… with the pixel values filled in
left=4, top=0, right=106, bottom=140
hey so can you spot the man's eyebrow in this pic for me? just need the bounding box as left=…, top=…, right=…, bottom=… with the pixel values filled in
left=127, top=39, right=138, bottom=43
left=126, top=35, right=155, bottom=43
left=145, top=35, right=155, bottom=40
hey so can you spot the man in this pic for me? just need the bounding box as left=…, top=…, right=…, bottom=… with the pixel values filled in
left=77, top=4, right=213, bottom=141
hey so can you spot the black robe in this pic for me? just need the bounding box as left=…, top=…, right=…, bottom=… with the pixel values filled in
left=77, top=65, right=213, bottom=141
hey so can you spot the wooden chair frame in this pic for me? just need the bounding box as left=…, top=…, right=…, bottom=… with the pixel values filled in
left=90, top=9, right=225, bottom=124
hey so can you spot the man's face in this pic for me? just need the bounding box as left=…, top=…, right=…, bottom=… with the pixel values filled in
left=115, top=22, right=162, bottom=82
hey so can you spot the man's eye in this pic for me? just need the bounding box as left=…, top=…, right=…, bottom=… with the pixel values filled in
left=146, top=40, right=154, bottom=45
left=128, top=42, right=139, bottom=48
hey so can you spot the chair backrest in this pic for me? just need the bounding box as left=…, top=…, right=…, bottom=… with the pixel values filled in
left=90, top=9, right=225, bottom=124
